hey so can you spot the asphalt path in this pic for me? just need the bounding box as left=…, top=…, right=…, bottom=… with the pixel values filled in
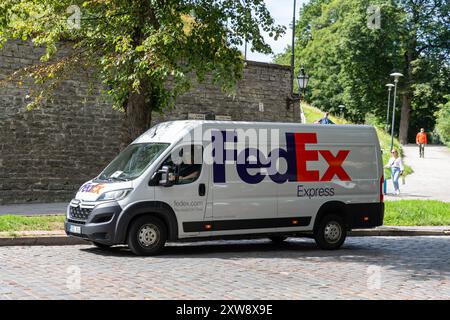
left=384, top=144, right=450, bottom=202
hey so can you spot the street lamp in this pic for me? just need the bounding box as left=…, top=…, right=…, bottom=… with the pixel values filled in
left=389, top=72, right=403, bottom=151
left=385, top=84, right=395, bottom=133
left=296, top=66, right=309, bottom=96
left=338, top=105, right=345, bottom=118
left=295, top=66, right=309, bottom=123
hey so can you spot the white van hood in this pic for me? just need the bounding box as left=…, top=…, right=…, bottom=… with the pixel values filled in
left=74, top=180, right=133, bottom=202
left=133, top=121, right=199, bottom=144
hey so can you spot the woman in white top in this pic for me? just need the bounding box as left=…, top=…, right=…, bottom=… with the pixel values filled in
left=384, top=149, right=404, bottom=195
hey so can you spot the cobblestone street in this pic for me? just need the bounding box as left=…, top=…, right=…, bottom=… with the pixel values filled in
left=0, top=236, right=449, bottom=299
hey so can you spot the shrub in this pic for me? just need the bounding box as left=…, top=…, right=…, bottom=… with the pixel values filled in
left=435, top=95, right=450, bottom=146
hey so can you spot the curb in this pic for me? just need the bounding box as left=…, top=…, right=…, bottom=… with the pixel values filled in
left=349, top=228, right=450, bottom=237
left=0, top=236, right=87, bottom=246
left=0, top=228, right=449, bottom=246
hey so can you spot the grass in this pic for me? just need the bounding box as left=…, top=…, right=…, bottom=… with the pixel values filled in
left=384, top=200, right=450, bottom=226
left=301, top=102, right=349, bottom=125
left=301, top=103, right=413, bottom=177
left=0, top=200, right=448, bottom=233
left=0, top=215, right=65, bottom=233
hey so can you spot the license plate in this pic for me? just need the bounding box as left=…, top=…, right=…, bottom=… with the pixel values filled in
left=69, top=224, right=81, bottom=234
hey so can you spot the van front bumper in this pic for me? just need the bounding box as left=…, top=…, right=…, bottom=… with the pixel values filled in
left=65, top=201, right=122, bottom=245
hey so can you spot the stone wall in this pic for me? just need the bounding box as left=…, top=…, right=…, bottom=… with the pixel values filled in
left=153, top=60, right=297, bottom=123
left=0, top=41, right=298, bottom=204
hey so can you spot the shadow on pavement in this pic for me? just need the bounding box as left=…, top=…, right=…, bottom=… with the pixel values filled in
left=80, top=236, right=450, bottom=281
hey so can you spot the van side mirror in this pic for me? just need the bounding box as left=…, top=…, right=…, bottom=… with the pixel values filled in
left=158, top=165, right=176, bottom=187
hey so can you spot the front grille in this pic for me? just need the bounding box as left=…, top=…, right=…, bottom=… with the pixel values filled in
left=67, top=218, right=86, bottom=225
left=69, top=206, right=93, bottom=221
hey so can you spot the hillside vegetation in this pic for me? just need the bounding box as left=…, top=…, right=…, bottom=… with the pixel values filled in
left=301, top=103, right=412, bottom=177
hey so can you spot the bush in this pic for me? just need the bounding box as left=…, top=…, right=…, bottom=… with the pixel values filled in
left=435, top=95, right=450, bottom=146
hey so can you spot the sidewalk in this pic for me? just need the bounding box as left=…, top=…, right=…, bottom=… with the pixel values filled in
left=349, top=225, right=450, bottom=236
left=384, top=145, right=450, bottom=202
left=0, top=202, right=67, bottom=216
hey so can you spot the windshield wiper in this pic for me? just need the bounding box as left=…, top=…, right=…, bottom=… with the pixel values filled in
left=107, top=177, right=129, bottom=182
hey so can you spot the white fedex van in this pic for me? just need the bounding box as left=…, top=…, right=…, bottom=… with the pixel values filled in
left=65, top=120, right=384, bottom=255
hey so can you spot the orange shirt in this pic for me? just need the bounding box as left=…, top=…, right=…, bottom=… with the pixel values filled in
left=416, top=132, right=427, bottom=144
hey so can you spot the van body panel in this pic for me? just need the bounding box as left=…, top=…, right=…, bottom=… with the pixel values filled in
left=65, top=120, right=384, bottom=246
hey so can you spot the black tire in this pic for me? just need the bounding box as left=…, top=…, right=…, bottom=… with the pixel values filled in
left=314, top=214, right=347, bottom=250
left=269, top=236, right=288, bottom=243
left=92, top=241, right=112, bottom=249
left=127, top=215, right=167, bottom=256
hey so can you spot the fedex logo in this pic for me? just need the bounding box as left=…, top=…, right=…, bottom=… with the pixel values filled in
left=212, top=131, right=351, bottom=184
left=80, top=183, right=105, bottom=194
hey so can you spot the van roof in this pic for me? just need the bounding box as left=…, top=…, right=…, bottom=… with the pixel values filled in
left=133, top=120, right=376, bottom=144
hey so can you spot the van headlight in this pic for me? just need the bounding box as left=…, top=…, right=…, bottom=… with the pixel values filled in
left=96, top=189, right=133, bottom=201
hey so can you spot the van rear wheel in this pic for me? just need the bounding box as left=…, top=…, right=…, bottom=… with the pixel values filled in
left=314, top=214, right=346, bottom=250
left=127, top=216, right=167, bottom=256
left=269, top=236, right=288, bottom=243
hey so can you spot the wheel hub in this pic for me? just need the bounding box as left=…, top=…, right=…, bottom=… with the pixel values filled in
left=324, top=222, right=342, bottom=243
left=138, top=224, right=159, bottom=247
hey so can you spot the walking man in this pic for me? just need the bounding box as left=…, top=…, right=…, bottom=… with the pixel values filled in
left=416, top=128, right=428, bottom=158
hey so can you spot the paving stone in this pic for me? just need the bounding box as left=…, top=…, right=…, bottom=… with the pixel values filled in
left=0, top=236, right=449, bottom=299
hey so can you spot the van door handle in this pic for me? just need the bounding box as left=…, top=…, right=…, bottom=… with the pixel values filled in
left=198, top=183, right=206, bottom=196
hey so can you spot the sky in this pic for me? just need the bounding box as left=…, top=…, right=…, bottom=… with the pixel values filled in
left=239, top=0, right=308, bottom=63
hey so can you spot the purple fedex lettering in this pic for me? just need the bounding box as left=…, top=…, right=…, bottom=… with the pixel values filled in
left=80, top=183, right=93, bottom=192
left=268, top=133, right=297, bottom=183
left=236, top=148, right=269, bottom=184
left=79, top=183, right=105, bottom=193
left=212, top=130, right=237, bottom=183
left=211, top=130, right=351, bottom=184
left=212, top=131, right=298, bottom=184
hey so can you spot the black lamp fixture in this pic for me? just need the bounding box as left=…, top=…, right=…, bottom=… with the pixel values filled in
left=286, top=66, right=309, bottom=111
left=338, top=104, right=345, bottom=118
left=296, top=66, right=309, bottom=95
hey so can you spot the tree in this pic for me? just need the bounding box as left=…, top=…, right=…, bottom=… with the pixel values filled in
left=275, top=0, right=449, bottom=143
left=396, top=0, right=450, bottom=144
left=435, top=95, right=450, bottom=145
left=275, top=0, right=403, bottom=123
left=0, top=0, right=285, bottom=143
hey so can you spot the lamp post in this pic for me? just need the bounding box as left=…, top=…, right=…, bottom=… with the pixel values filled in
left=286, top=0, right=299, bottom=112
left=290, top=0, right=297, bottom=97
left=389, top=72, right=403, bottom=151
left=385, top=84, right=394, bottom=133
left=338, top=105, right=345, bottom=118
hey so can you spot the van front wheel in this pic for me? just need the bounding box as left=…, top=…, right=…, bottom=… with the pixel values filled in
left=127, top=216, right=167, bottom=256
left=314, top=214, right=346, bottom=250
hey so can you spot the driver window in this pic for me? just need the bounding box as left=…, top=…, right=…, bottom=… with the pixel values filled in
left=160, top=144, right=203, bottom=185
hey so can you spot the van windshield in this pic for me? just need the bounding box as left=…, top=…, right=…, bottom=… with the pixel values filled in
left=96, top=143, right=169, bottom=182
